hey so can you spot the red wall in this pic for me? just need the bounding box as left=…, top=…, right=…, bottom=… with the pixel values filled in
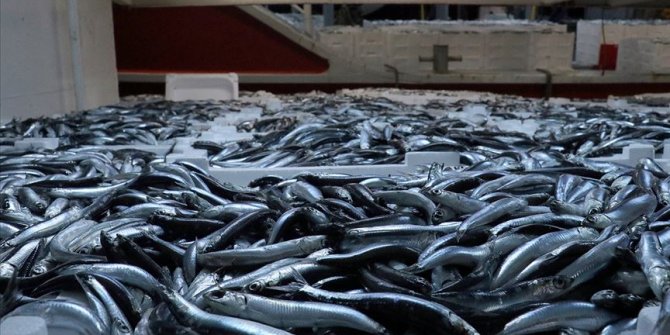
left=113, top=5, right=329, bottom=74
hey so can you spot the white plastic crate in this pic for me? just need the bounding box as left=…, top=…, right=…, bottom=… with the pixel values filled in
left=0, top=137, right=59, bottom=150
left=208, top=151, right=460, bottom=185
left=165, top=73, right=239, bottom=102
left=78, top=144, right=174, bottom=156
left=212, top=107, right=263, bottom=126
left=592, top=143, right=670, bottom=171
left=160, top=151, right=460, bottom=185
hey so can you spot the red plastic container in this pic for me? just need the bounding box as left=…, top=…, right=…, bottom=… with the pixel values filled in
left=598, top=44, right=618, bottom=70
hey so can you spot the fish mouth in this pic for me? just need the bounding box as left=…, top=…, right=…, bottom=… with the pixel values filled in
left=206, top=290, right=227, bottom=300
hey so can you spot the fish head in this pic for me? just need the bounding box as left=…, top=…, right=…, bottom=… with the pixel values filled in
left=204, top=290, right=248, bottom=314
left=584, top=213, right=611, bottom=228
left=112, top=317, right=132, bottom=334
left=587, top=205, right=603, bottom=215
left=31, top=260, right=50, bottom=275
left=590, top=289, right=618, bottom=308
left=424, top=188, right=443, bottom=198
left=618, top=293, right=645, bottom=308
left=432, top=208, right=452, bottom=223
left=246, top=280, right=265, bottom=293
left=33, top=201, right=46, bottom=210
left=0, top=263, right=15, bottom=278
left=550, top=275, right=573, bottom=291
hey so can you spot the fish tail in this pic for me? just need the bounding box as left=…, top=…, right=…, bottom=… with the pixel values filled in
left=0, top=270, right=18, bottom=317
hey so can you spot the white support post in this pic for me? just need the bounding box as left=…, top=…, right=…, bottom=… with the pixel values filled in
left=67, top=0, right=86, bottom=111
left=303, top=4, right=313, bottom=37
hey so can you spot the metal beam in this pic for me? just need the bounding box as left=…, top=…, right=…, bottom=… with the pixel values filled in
left=574, top=0, right=670, bottom=5
left=118, top=0, right=670, bottom=6
left=120, top=0, right=571, bottom=7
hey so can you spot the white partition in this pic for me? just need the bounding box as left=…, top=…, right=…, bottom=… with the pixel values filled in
left=0, top=0, right=118, bottom=122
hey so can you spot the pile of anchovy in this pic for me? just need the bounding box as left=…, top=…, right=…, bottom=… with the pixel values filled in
left=2, top=95, right=668, bottom=167
left=0, top=100, right=235, bottom=146
left=0, top=94, right=669, bottom=335
left=202, top=99, right=668, bottom=168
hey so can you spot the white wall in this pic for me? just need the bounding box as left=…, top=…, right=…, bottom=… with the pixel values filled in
left=76, top=0, right=119, bottom=111
left=574, top=20, right=670, bottom=68
left=0, top=0, right=118, bottom=122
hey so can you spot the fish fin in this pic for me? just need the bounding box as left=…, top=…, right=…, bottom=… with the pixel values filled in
left=403, top=264, right=421, bottom=274
left=0, top=270, right=18, bottom=317
left=264, top=283, right=303, bottom=294
left=289, top=267, right=309, bottom=286
left=265, top=268, right=310, bottom=294
left=17, top=238, right=45, bottom=277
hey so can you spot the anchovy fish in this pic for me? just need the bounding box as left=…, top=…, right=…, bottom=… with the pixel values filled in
left=1, top=94, right=669, bottom=335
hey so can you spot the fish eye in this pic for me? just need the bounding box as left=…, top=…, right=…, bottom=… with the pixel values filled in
left=429, top=189, right=441, bottom=195
left=553, top=277, right=567, bottom=288
left=248, top=282, right=263, bottom=292
left=209, top=290, right=226, bottom=299
left=114, top=319, right=130, bottom=333
left=433, top=210, right=444, bottom=218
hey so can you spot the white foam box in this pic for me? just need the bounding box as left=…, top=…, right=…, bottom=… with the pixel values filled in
left=78, top=144, right=174, bottom=156
left=13, top=138, right=59, bottom=150
left=617, top=38, right=670, bottom=74
left=208, top=151, right=460, bottom=185
left=199, top=128, right=255, bottom=142
left=187, top=120, right=212, bottom=131
left=591, top=143, right=670, bottom=171
left=213, top=107, right=263, bottom=126
left=166, top=73, right=239, bottom=102
left=166, top=149, right=209, bottom=171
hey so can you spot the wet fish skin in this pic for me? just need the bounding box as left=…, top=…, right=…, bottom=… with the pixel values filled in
left=198, top=235, right=327, bottom=268
left=456, top=197, right=527, bottom=240
left=0, top=206, right=83, bottom=250
left=158, top=284, right=293, bottom=335
left=636, top=232, right=670, bottom=300
left=204, top=290, right=387, bottom=334
left=492, top=227, right=598, bottom=289
left=499, top=301, right=622, bottom=335
left=3, top=98, right=670, bottom=335
left=17, top=187, right=48, bottom=215
left=558, top=233, right=630, bottom=290
left=422, top=188, right=486, bottom=214
left=434, top=275, right=572, bottom=315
